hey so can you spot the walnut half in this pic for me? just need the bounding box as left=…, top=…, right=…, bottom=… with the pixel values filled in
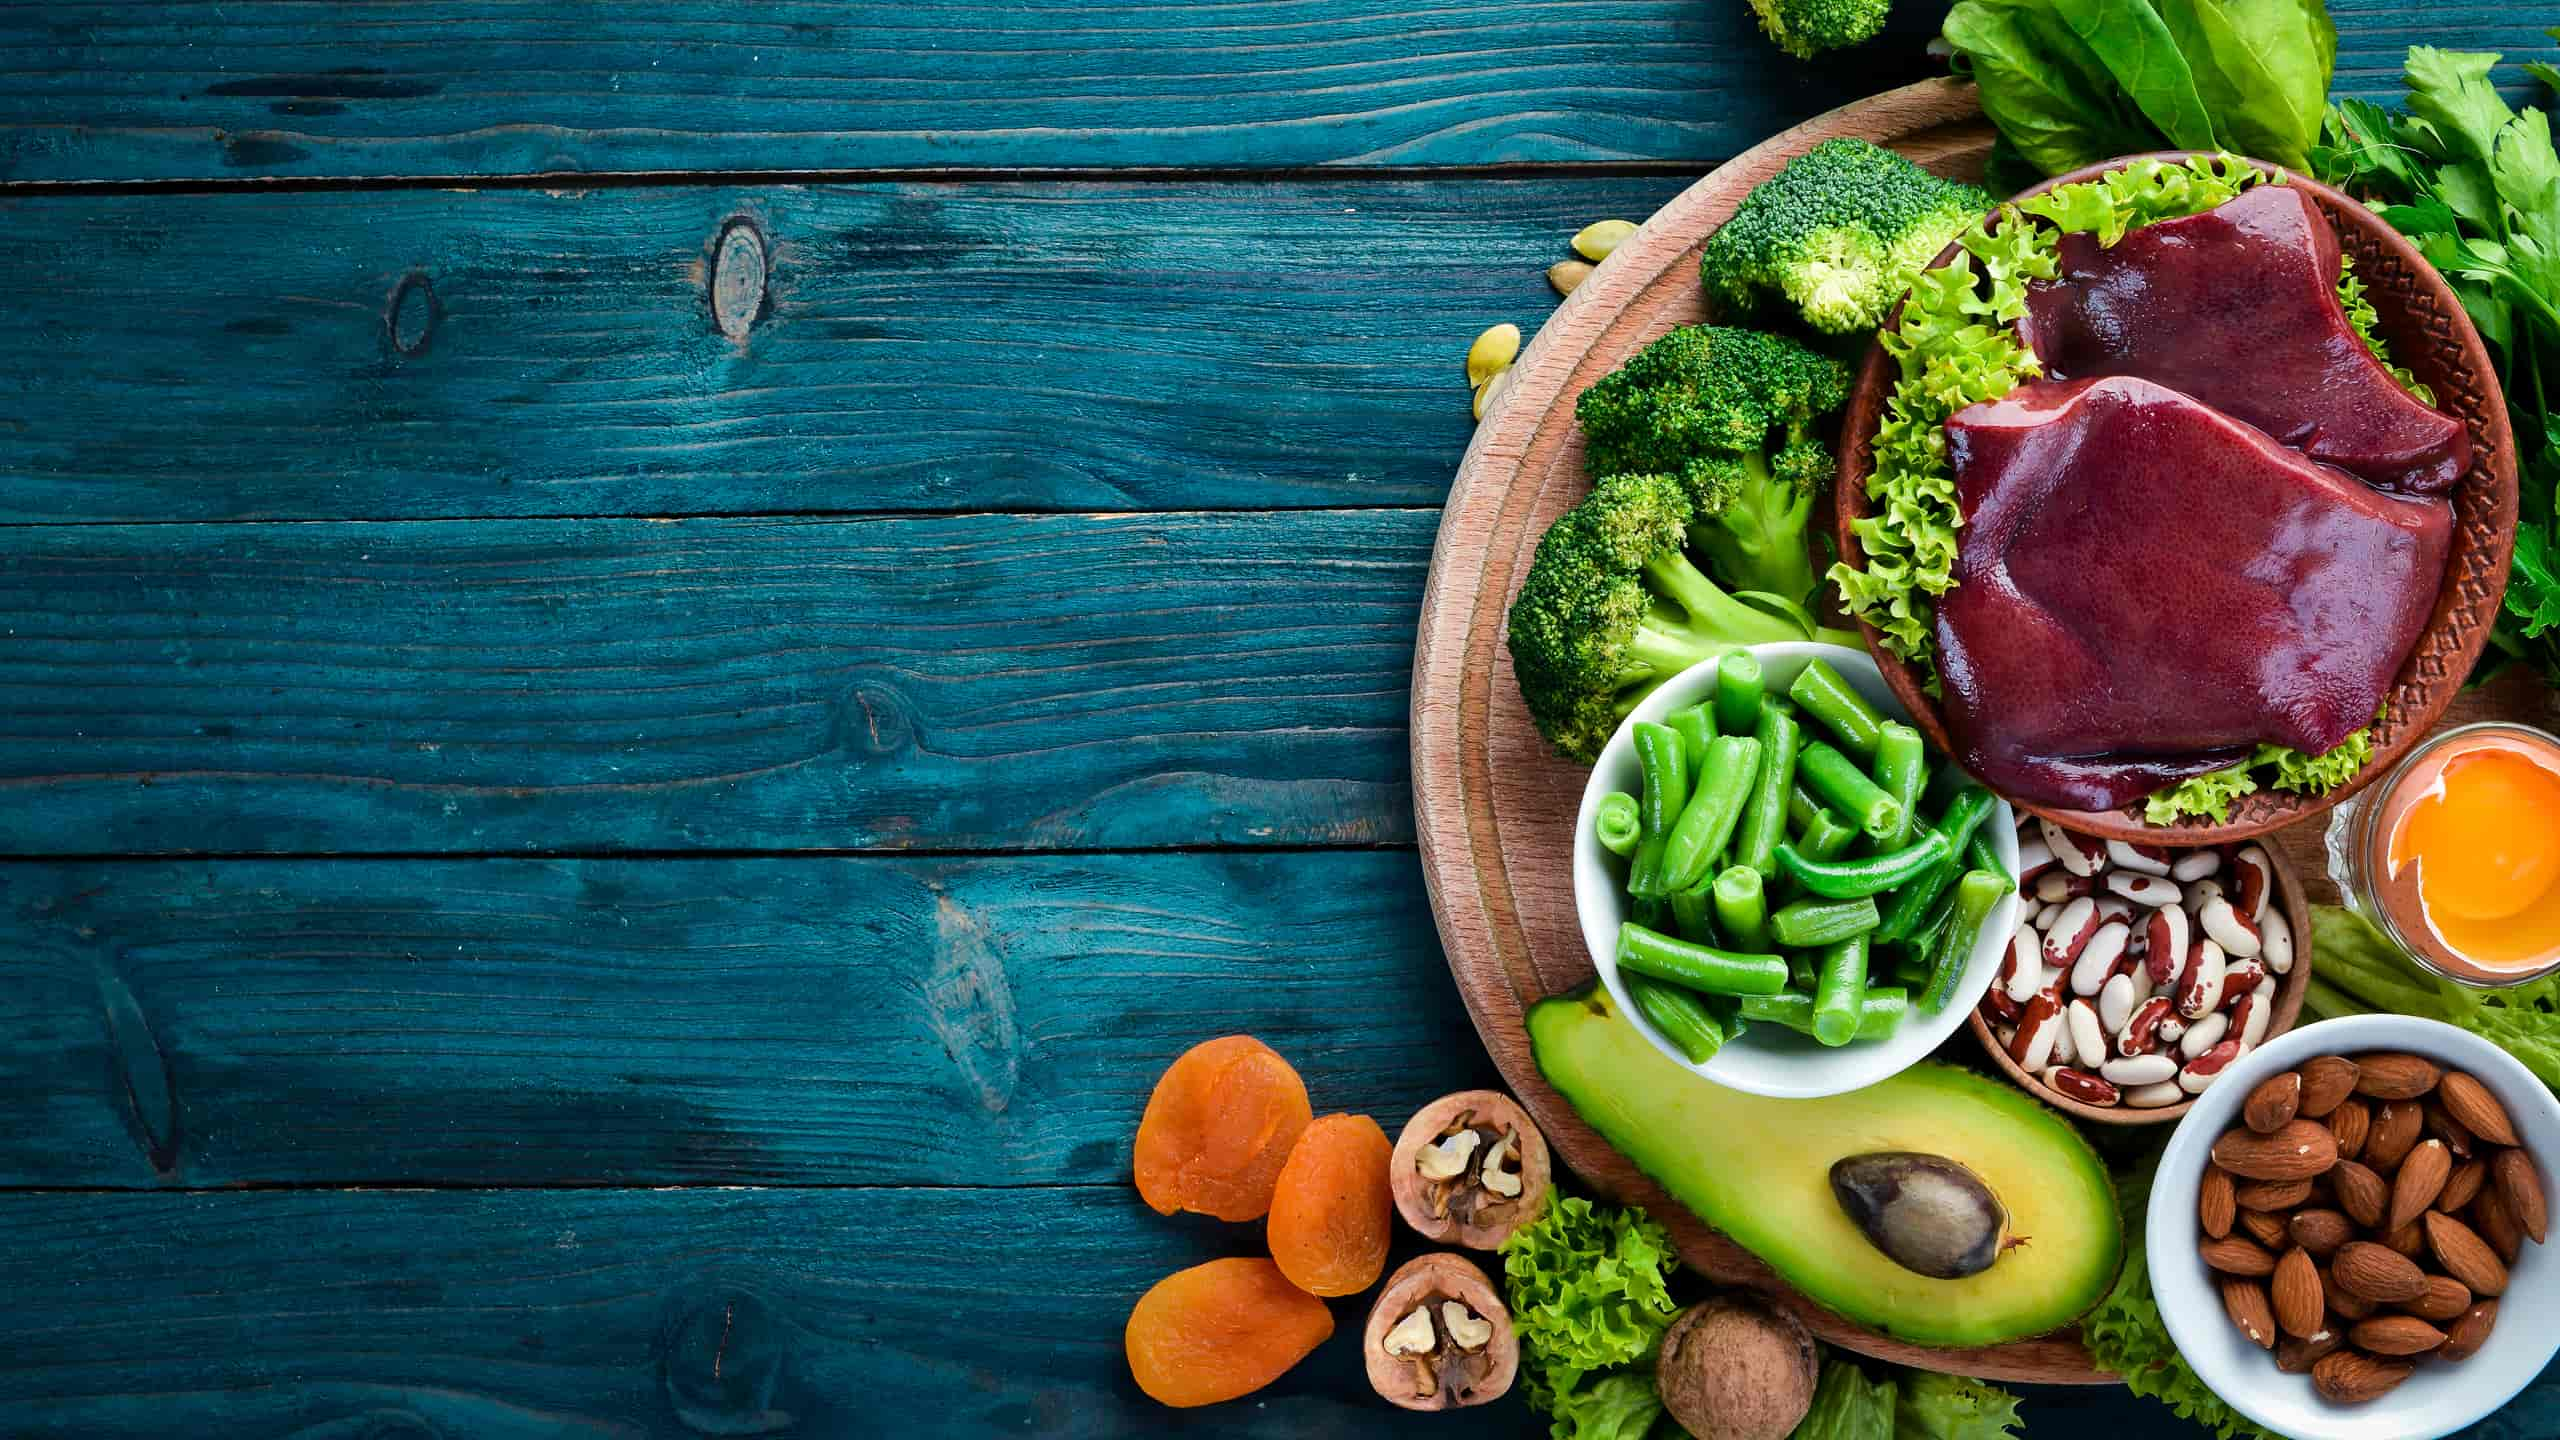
left=1391, top=1090, right=1552, bottom=1249
left=1363, top=1253, right=1518, bottom=1411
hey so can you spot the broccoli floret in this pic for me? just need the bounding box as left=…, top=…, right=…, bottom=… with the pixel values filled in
left=1505, top=472, right=1824, bottom=761
left=1700, top=138, right=1995, bottom=336
left=1575, top=325, right=1850, bottom=609
left=1747, top=0, right=1890, bottom=60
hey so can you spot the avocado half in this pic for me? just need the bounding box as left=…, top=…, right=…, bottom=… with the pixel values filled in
left=1527, top=986, right=2123, bottom=1347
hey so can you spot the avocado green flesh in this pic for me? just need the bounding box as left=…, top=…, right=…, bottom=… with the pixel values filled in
left=1528, top=986, right=2123, bottom=1347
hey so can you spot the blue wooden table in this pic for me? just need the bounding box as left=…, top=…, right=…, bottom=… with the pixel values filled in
left=6, top=6, right=2559, bottom=1437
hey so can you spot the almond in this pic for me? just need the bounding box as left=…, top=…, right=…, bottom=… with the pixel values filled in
left=2403, top=1273, right=2471, bottom=1322
left=2273, top=1246, right=2324, bottom=1338
left=2354, top=1052, right=2443, bottom=1100
left=2234, top=1177, right=2314, bottom=1212
left=2427, top=1211, right=2509, bottom=1297
left=2212, top=1119, right=2339, bottom=1182
left=2329, top=1099, right=2372, bottom=1161
left=2333, top=1159, right=2388, bottom=1228
left=2275, top=1327, right=2345, bottom=1374
left=2238, top=1209, right=2289, bottom=1249
left=2349, top=1314, right=2447, bottom=1355
left=2426, top=1099, right=2477, bottom=1158
left=2200, top=1165, right=2236, bottom=1240
left=2493, top=1148, right=2548, bottom=1244
left=2442, top=1299, right=2498, bottom=1363
left=2439, top=1071, right=2520, bottom=1147
left=2200, top=1235, right=2278, bottom=1277
left=2475, top=1184, right=2527, bottom=1264
left=2244, top=1070, right=2303, bottom=1134
left=2440, top=1159, right=2488, bottom=1216
left=2389, top=1139, right=2453, bottom=1231
left=2221, top=1276, right=2276, bottom=1349
left=2331, top=1241, right=2427, bottom=1303
left=2312, top=1349, right=2413, bottom=1403
left=2324, top=1267, right=2377, bottom=1319
left=2299, top=1056, right=2360, bottom=1118
left=2368, top=1100, right=2425, bottom=1173
left=2288, top=1208, right=2354, bottom=1258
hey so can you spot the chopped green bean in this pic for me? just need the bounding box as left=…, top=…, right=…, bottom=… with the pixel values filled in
left=1711, top=866, right=1770, bottom=951
left=1787, top=948, right=1816, bottom=991
left=1870, top=722, right=1928, bottom=851
left=1787, top=784, right=1824, bottom=834
left=1891, top=954, right=1934, bottom=990
left=1810, top=934, right=1869, bottom=1046
left=1768, top=894, right=1880, bottom=948
left=1632, top=890, right=1668, bottom=932
left=1668, top=880, right=1716, bottom=943
left=1632, top=721, right=1690, bottom=841
left=1873, top=787, right=2000, bottom=941
left=1628, top=835, right=1668, bottom=900
left=1786, top=657, right=1886, bottom=761
left=1734, top=703, right=1802, bottom=876
left=1794, top=807, right=1861, bottom=862
left=1776, top=830, right=1952, bottom=899
left=1629, top=975, right=1726, bottom=1064
left=1737, top=987, right=1908, bottom=1040
left=1922, top=869, right=2011, bottom=1014
left=1615, top=923, right=1789, bottom=997
left=1967, top=828, right=2010, bottom=881
left=1713, top=651, right=1764, bottom=737
left=1664, top=703, right=1716, bottom=776
left=1594, top=790, right=1642, bottom=858
left=1661, top=735, right=1760, bottom=894
left=1796, top=740, right=1903, bottom=842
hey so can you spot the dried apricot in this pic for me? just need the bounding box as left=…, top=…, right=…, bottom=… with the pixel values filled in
left=1268, top=1113, right=1394, bottom=1296
left=1134, top=1035, right=1312, bottom=1221
left=1126, top=1257, right=1334, bottom=1407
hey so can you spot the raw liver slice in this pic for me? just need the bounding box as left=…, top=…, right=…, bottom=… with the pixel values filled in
left=2018, top=184, right=2469, bottom=494
left=1937, top=376, right=2453, bottom=811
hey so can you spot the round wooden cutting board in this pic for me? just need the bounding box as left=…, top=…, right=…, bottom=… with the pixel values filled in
left=1404, top=78, right=2125, bottom=1382
left=1411, top=74, right=2560, bottom=1384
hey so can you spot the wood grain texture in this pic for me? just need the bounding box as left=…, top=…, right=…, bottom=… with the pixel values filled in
left=0, top=178, right=1687, bottom=523
left=0, top=509, right=1429, bottom=855
left=0, top=0, right=1953, bottom=183
left=0, top=850, right=1494, bottom=1188
left=1409, top=80, right=2119, bottom=1380
left=5, top=1, right=2546, bottom=184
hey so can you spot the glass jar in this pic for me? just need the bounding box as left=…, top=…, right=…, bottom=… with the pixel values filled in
left=2325, top=721, right=2560, bottom=987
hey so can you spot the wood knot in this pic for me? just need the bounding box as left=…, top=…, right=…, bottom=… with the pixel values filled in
left=833, top=679, right=914, bottom=756
left=96, top=964, right=179, bottom=1177
left=710, top=218, right=769, bottom=343
left=385, top=270, right=437, bottom=356
left=661, top=1287, right=798, bottom=1435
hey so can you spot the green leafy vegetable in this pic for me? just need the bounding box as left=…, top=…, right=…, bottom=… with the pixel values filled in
left=2081, top=1161, right=2284, bottom=1440
left=1941, top=0, right=2336, bottom=175
left=2143, top=715, right=2377, bottom=824
left=2316, top=48, right=2560, bottom=688
left=1793, top=1358, right=1900, bottom=1440
left=2305, top=904, right=2560, bottom=1090
left=1745, top=0, right=1892, bottom=60
left=1501, top=1196, right=1681, bottom=1432
left=1895, top=1371, right=2028, bottom=1440
left=1552, top=1371, right=1668, bottom=1440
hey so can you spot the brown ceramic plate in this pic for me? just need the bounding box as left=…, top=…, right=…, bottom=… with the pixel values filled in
left=1967, top=837, right=2314, bottom=1126
left=1834, top=153, right=2520, bottom=845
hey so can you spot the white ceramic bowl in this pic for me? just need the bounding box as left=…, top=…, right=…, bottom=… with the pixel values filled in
left=1573, top=641, right=2020, bottom=1099
left=2149, top=1014, right=2560, bottom=1440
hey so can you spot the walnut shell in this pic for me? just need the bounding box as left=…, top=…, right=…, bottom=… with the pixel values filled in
left=1362, top=1253, right=1517, bottom=1410
left=1389, top=1090, right=1551, bottom=1249
left=1656, top=1296, right=1818, bottom=1440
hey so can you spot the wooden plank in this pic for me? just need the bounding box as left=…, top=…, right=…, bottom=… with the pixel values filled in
left=0, top=178, right=1685, bottom=523
left=0, top=849, right=1495, bottom=1188
left=5, top=2, right=2545, bottom=184
left=0, top=509, right=1431, bottom=855
left=0, top=1183, right=1536, bottom=1438
left=0, top=0, right=1952, bottom=184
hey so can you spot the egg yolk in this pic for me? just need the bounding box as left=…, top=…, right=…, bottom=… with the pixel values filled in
left=2390, top=746, right=2560, bottom=968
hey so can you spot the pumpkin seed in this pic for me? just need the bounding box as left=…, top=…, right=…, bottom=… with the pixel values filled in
left=1473, top=367, right=1516, bottom=422
left=1548, top=260, right=1595, bottom=296
left=1466, top=323, right=1522, bottom=388
left=1572, top=219, right=1639, bottom=262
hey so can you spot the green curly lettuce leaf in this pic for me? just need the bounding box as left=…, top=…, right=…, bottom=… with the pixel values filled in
left=1550, top=1372, right=1667, bottom=1440
left=2144, top=714, right=2379, bottom=824
left=2082, top=1161, right=2284, bottom=1440
left=1792, top=1358, right=1899, bottom=1440
left=1833, top=154, right=2268, bottom=678
left=1501, top=1196, right=1680, bottom=1430
left=1894, top=1371, right=2026, bottom=1440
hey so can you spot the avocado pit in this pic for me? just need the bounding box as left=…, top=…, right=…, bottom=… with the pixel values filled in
left=1830, top=1151, right=2014, bottom=1279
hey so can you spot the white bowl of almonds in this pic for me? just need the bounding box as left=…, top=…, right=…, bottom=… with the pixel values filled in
left=2149, top=1014, right=2560, bottom=1440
